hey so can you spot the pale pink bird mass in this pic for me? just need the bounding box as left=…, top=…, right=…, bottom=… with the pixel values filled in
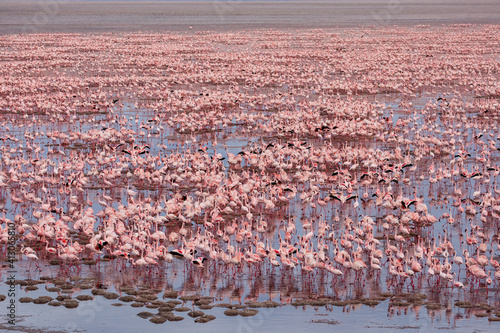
left=0, top=23, right=499, bottom=327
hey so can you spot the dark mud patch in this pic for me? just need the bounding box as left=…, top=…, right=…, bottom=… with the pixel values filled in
left=149, top=316, right=168, bottom=324
left=76, top=295, right=93, bottom=301
left=188, top=310, right=204, bottom=318
left=137, top=311, right=155, bottom=319
left=195, top=314, right=216, bottom=323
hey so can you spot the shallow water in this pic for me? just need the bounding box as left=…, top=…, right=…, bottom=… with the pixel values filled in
left=0, top=0, right=499, bottom=34
left=0, top=23, right=500, bottom=333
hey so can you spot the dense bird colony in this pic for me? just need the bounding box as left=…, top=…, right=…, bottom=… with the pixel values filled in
left=0, top=25, right=499, bottom=325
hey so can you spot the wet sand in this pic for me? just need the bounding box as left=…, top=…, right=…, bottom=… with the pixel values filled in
left=0, top=0, right=499, bottom=34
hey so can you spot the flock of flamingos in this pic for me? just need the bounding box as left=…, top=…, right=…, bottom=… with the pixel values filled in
left=1, top=24, right=500, bottom=324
